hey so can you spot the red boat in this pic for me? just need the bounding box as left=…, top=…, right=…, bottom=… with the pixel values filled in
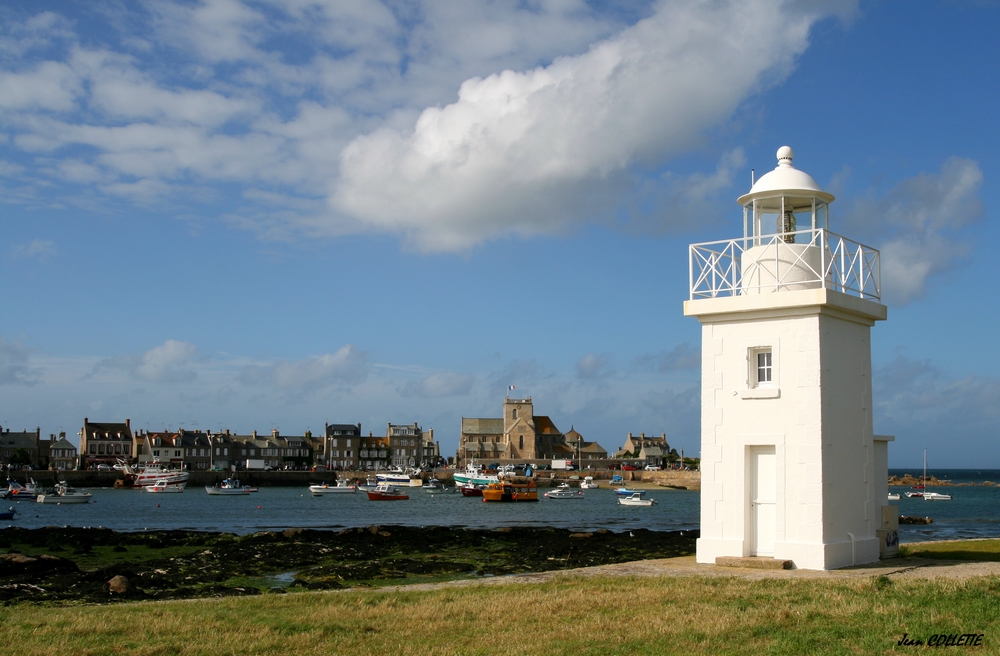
left=366, top=483, right=409, bottom=501
left=459, top=483, right=484, bottom=497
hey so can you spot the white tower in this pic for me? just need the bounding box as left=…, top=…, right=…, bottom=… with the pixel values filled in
left=685, top=147, right=890, bottom=570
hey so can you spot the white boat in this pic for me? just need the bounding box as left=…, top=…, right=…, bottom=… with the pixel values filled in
left=421, top=478, right=449, bottom=494
left=888, top=493, right=901, bottom=501
left=617, top=493, right=656, bottom=507
left=309, top=480, right=357, bottom=495
left=36, top=482, right=92, bottom=504
left=120, top=459, right=190, bottom=488
left=144, top=479, right=186, bottom=493
left=452, top=461, right=501, bottom=487
left=920, top=450, right=952, bottom=501
left=545, top=483, right=585, bottom=499
left=205, top=479, right=251, bottom=495
left=579, top=476, right=599, bottom=489
left=377, top=466, right=421, bottom=486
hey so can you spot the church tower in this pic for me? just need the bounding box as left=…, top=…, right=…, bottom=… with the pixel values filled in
left=685, top=147, right=891, bottom=570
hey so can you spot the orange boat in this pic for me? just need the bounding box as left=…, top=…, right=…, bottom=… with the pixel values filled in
left=481, top=480, right=538, bottom=502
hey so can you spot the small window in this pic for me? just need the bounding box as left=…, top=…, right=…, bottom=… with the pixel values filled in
left=752, top=348, right=773, bottom=388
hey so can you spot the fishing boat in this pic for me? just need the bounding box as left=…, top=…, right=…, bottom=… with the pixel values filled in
left=481, top=480, right=538, bottom=502
left=544, top=483, right=584, bottom=499
left=366, top=483, right=409, bottom=501
left=888, top=492, right=901, bottom=501
left=36, top=482, right=92, bottom=504
left=617, top=493, right=656, bottom=507
left=205, top=479, right=251, bottom=495
left=0, top=506, right=19, bottom=520
left=309, top=480, right=357, bottom=495
left=119, top=459, right=190, bottom=488
left=4, top=479, right=40, bottom=500
left=143, top=479, right=186, bottom=493
left=579, top=476, right=599, bottom=489
left=356, top=477, right=379, bottom=491
left=453, top=461, right=501, bottom=487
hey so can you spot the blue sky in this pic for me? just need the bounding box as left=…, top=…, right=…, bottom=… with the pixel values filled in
left=2, top=0, right=998, bottom=468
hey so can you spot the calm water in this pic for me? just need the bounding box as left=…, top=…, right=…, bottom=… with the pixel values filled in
left=1, top=485, right=701, bottom=536
left=4, top=470, right=998, bottom=544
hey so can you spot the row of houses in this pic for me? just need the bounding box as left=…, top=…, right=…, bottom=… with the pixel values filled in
left=0, top=419, right=442, bottom=472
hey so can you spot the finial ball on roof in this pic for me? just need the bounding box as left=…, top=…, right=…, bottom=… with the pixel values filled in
left=777, top=146, right=794, bottom=164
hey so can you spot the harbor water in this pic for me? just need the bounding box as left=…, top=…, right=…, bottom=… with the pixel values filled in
left=4, top=469, right=998, bottom=544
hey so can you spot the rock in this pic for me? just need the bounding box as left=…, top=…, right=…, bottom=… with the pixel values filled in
left=899, top=516, right=933, bottom=525
left=108, top=575, right=132, bottom=595
left=0, top=552, right=79, bottom=576
left=569, top=533, right=593, bottom=539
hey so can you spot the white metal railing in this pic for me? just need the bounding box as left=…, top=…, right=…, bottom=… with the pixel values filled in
left=689, top=229, right=880, bottom=301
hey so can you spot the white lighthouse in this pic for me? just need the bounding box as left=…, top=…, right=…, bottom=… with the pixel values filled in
left=685, top=147, right=891, bottom=570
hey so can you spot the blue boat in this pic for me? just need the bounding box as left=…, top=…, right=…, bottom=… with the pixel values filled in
left=614, top=487, right=646, bottom=496
left=0, top=506, right=19, bottom=520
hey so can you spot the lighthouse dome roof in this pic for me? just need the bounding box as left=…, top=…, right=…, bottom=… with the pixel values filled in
left=737, top=146, right=834, bottom=207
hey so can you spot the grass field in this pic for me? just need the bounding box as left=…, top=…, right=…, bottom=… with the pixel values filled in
left=1, top=572, right=997, bottom=656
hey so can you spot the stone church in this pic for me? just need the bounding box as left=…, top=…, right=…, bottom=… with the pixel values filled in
left=459, top=397, right=593, bottom=465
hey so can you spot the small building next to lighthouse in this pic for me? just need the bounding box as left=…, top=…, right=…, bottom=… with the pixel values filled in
left=685, top=146, right=892, bottom=570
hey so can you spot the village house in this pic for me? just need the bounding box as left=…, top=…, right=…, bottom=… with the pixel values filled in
left=0, top=426, right=42, bottom=469
left=322, top=423, right=362, bottom=470
left=358, top=432, right=390, bottom=471
left=48, top=433, right=78, bottom=470
left=80, top=418, right=134, bottom=469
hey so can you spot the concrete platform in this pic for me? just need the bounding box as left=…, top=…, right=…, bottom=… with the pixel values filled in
left=715, top=556, right=794, bottom=570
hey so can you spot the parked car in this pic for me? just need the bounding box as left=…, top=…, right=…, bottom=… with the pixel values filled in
left=644, top=465, right=662, bottom=471
left=621, top=464, right=638, bottom=471
left=96, top=464, right=112, bottom=471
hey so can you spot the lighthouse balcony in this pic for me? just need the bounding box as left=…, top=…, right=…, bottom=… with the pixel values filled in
left=689, top=229, right=880, bottom=301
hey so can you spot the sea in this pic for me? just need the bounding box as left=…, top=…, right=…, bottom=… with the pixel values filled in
left=3, top=469, right=998, bottom=544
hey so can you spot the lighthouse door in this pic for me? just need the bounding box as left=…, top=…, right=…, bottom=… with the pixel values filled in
left=749, top=447, right=776, bottom=556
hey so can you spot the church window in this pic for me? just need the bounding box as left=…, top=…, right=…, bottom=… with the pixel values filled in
left=519, top=435, right=524, bottom=449
left=512, top=409, right=517, bottom=419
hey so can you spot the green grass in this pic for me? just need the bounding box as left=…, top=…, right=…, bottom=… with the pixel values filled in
left=901, top=538, right=1000, bottom=561
left=1, top=573, right=997, bottom=655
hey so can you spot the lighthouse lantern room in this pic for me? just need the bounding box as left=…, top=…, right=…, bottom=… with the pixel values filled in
left=685, top=147, right=892, bottom=570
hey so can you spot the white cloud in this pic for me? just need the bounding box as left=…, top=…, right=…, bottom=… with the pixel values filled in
left=843, top=157, right=983, bottom=305
left=400, top=372, right=475, bottom=398
left=0, top=1, right=853, bottom=250
left=332, top=1, right=848, bottom=251
left=0, top=337, right=41, bottom=386
left=576, top=353, right=613, bottom=379
left=633, top=343, right=700, bottom=372
left=93, top=339, right=199, bottom=383
left=11, top=239, right=57, bottom=261
left=239, top=345, right=368, bottom=389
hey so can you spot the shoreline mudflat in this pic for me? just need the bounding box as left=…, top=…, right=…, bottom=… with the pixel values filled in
left=0, top=525, right=697, bottom=605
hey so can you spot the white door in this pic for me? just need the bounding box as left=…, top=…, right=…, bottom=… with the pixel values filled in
left=750, top=447, right=776, bottom=556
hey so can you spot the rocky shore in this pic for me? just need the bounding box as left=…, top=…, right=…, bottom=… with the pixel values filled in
left=888, top=474, right=997, bottom=487
left=0, top=525, right=697, bottom=605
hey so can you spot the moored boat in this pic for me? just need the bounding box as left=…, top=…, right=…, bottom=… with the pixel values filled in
left=0, top=506, right=19, bottom=520
left=481, top=480, right=538, bottom=502
left=119, top=459, right=190, bottom=488
left=459, top=482, right=485, bottom=497
left=887, top=492, right=901, bottom=501
left=453, top=461, right=501, bottom=488
left=309, top=480, right=357, bottom=495
left=205, top=479, right=251, bottom=495
left=617, top=493, right=656, bottom=507
left=579, top=476, right=599, bottom=489
left=613, top=487, right=645, bottom=496
left=4, top=479, right=40, bottom=500
left=144, top=479, right=186, bottom=493
left=36, top=482, right=92, bottom=504
left=366, top=483, right=409, bottom=500
left=545, top=483, right=584, bottom=499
